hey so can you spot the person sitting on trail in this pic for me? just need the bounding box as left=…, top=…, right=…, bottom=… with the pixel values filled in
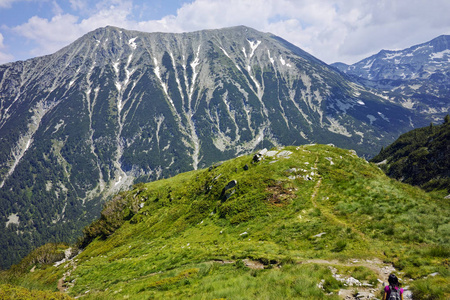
left=383, top=274, right=403, bottom=300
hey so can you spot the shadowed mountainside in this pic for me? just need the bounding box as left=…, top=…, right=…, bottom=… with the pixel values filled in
left=371, top=115, right=450, bottom=193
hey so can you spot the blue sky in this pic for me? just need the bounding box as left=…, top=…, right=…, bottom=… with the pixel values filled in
left=1, top=0, right=450, bottom=65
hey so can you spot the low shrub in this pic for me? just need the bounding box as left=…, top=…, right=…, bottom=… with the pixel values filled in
left=410, top=277, right=449, bottom=300
left=0, top=284, right=73, bottom=300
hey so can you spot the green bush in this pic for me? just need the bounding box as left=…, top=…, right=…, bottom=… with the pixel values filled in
left=0, top=284, right=73, bottom=300
left=424, top=246, right=450, bottom=258
left=332, top=240, right=347, bottom=252
left=410, top=277, right=449, bottom=300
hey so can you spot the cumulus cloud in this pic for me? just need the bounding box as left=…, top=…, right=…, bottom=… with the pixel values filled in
left=0, top=0, right=23, bottom=8
left=11, top=1, right=134, bottom=57
left=0, top=33, right=13, bottom=64
left=5, top=0, right=450, bottom=64
left=160, top=0, right=450, bottom=63
left=69, top=0, right=87, bottom=11
left=12, top=14, right=82, bottom=56
left=0, top=33, right=5, bottom=47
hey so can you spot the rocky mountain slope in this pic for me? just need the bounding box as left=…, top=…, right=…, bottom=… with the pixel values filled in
left=332, top=35, right=450, bottom=119
left=371, top=115, right=450, bottom=193
left=1, top=145, right=449, bottom=299
left=0, top=26, right=435, bottom=268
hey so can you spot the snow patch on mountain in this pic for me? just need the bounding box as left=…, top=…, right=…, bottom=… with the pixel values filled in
left=247, top=39, right=261, bottom=58
left=367, top=115, right=377, bottom=125
left=430, top=49, right=450, bottom=59
left=327, top=117, right=352, bottom=137
left=377, top=112, right=390, bottom=122
left=5, top=213, right=19, bottom=227
left=128, top=37, right=137, bottom=49
left=220, top=46, right=231, bottom=59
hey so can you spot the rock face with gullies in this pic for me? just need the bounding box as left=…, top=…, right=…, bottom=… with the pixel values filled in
left=0, top=26, right=432, bottom=268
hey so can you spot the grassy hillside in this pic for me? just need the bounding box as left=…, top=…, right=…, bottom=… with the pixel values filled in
left=371, top=115, right=450, bottom=193
left=1, top=145, right=449, bottom=299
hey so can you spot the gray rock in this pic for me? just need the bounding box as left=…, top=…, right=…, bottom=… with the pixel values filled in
left=375, top=159, right=388, bottom=166
left=313, top=232, right=326, bottom=238
left=346, top=277, right=362, bottom=286
left=252, top=154, right=261, bottom=163
left=356, top=292, right=376, bottom=299
left=258, top=148, right=268, bottom=156
left=349, top=150, right=358, bottom=156
left=224, top=180, right=237, bottom=190
left=403, top=292, right=413, bottom=299
left=252, top=148, right=268, bottom=163
left=276, top=150, right=293, bottom=158
left=209, top=162, right=223, bottom=171
left=220, top=180, right=237, bottom=201
left=325, top=157, right=334, bottom=165
left=265, top=150, right=279, bottom=157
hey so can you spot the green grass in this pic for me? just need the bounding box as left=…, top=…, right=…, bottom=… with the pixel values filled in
left=3, top=144, right=449, bottom=299
left=0, top=284, right=72, bottom=300
left=74, top=262, right=342, bottom=300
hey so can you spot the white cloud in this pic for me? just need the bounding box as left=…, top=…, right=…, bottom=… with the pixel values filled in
left=12, top=14, right=82, bottom=56
left=0, top=33, right=13, bottom=64
left=0, top=50, right=13, bottom=64
left=139, top=0, right=450, bottom=63
left=0, top=32, right=5, bottom=47
left=5, top=0, right=450, bottom=64
left=0, top=0, right=33, bottom=9
left=11, top=1, right=134, bottom=57
left=0, top=0, right=19, bottom=8
left=69, top=0, right=87, bottom=11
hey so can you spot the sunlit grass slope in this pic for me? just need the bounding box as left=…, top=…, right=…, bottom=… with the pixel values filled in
left=3, top=144, right=449, bottom=299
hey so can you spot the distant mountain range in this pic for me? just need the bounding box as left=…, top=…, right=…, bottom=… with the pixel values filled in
left=332, top=35, right=450, bottom=119
left=0, top=26, right=448, bottom=268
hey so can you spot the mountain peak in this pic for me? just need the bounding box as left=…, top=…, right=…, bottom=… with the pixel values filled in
left=332, top=33, right=450, bottom=85
left=428, top=34, right=450, bottom=52
left=431, top=34, right=450, bottom=41
left=0, top=25, right=435, bottom=269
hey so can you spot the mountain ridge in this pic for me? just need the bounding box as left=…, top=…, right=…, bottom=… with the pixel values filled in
left=332, top=35, right=450, bottom=119
left=332, top=34, right=450, bottom=80
left=0, top=25, right=439, bottom=269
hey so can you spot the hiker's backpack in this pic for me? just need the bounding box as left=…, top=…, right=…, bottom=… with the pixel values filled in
left=388, top=285, right=401, bottom=300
